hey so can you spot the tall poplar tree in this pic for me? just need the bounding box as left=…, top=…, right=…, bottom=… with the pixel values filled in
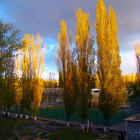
left=134, top=42, right=140, bottom=97
left=20, top=34, right=34, bottom=113
left=75, top=8, right=95, bottom=122
left=56, top=20, right=77, bottom=125
left=19, top=33, right=46, bottom=117
left=31, top=34, right=46, bottom=118
left=95, top=0, right=125, bottom=128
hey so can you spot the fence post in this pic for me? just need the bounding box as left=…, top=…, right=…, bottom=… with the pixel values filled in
left=89, top=110, right=91, bottom=123
left=63, top=109, right=64, bottom=120
left=95, top=110, right=97, bottom=125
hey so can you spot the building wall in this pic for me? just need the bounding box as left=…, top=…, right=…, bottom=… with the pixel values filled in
left=127, top=120, right=140, bottom=140
left=42, top=88, right=100, bottom=106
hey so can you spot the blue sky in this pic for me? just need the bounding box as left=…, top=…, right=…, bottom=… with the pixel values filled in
left=0, top=0, right=140, bottom=79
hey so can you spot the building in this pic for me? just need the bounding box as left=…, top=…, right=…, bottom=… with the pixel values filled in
left=126, top=114, right=140, bottom=140
left=91, top=89, right=100, bottom=108
left=41, top=88, right=63, bottom=105
left=41, top=88, right=100, bottom=107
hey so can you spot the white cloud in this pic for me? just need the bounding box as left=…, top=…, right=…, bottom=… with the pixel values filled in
left=120, top=50, right=136, bottom=75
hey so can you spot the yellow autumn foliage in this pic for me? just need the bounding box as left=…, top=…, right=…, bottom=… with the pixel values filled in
left=56, top=20, right=76, bottom=122
left=122, top=73, right=136, bottom=88
left=14, top=50, right=22, bottom=107
left=16, top=33, right=46, bottom=114
left=95, top=0, right=126, bottom=125
left=75, top=8, right=95, bottom=122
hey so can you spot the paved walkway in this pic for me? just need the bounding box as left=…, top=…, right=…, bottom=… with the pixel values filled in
left=110, top=122, right=126, bottom=132
left=32, top=115, right=126, bottom=132
left=38, top=116, right=126, bottom=132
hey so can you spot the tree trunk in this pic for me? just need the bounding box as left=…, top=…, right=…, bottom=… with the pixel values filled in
left=104, top=117, right=109, bottom=133
left=15, top=105, right=17, bottom=113
left=66, top=111, right=70, bottom=127
left=34, top=112, right=37, bottom=121
left=82, top=116, right=85, bottom=123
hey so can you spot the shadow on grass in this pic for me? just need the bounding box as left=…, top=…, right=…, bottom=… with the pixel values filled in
left=0, top=117, right=20, bottom=139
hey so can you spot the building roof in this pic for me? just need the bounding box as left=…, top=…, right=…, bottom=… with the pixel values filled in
left=126, top=114, right=140, bottom=122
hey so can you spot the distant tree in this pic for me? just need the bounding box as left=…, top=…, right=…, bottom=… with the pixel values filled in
left=95, top=0, right=125, bottom=129
left=122, top=43, right=140, bottom=99
left=44, top=72, right=58, bottom=88
left=127, top=83, right=140, bottom=98
left=75, top=8, right=95, bottom=122
left=122, top=73, right=136, bottom=89
left=56, top=20, right=77, bottom=126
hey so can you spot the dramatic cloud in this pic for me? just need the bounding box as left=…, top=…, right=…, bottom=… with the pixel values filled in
left=0, top=0, right=139, bottom=78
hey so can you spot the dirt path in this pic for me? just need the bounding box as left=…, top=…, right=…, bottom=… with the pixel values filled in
left=12, top=120, right=23, bottom=139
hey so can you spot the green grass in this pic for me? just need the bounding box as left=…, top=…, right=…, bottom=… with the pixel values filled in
left=49, top=127, right=98, bottom=140
left=17, top=119, right=34, bottom=128
left=16, top=119, right=35, bottom=137
left=0, top=117, right=121, bottom=140
left=49, top=126, right=123, bottom=140
left=0, top=117, right=37, bottom=139
left=48, top=127, right=121, bottom=140
left=0, top=117, right=20, bottom=139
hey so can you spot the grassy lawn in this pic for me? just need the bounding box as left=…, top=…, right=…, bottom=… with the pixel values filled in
left=0, top=117, right=121, bottom=140
left=0, top=117, right=20, bottom=140
left=16, top=119, right=35, bottom=137
left=16, top=119, right=99, bottom=140
left=49, top=127, right=99, bottom=140
left=0, top=117, right=48, bottom=139
left=16, top=120, right=119, bottom=140
left=48, top=126, right=121, bottom=140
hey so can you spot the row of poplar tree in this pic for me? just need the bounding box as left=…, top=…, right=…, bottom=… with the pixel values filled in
left=0, top=0, right=129, bottom=127
left=56, top=0, right=126, bottom=127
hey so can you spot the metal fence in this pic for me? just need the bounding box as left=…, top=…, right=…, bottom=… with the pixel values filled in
left=1, top=98, right=140, bottom=126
